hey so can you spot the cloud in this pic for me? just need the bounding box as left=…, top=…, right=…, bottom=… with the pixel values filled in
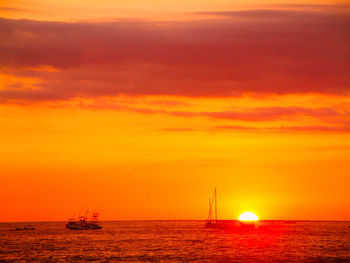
left=214, top=124, right=350, bottom=133
left=161, top=124, right=350, bottom=133
left=0, top=7, right=26, bottom=11
left=73, top=100, right=349, bottom=125
left=0, top=6, right=349, bottom=102
left=0, top=6, right=36, bottom=14
left=193, top=107, right=341, bottom=122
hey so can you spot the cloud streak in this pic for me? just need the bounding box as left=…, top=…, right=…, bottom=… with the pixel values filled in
left=213, top=124, right=350, bottom=133
left=73, top=100, right=350, bottom=126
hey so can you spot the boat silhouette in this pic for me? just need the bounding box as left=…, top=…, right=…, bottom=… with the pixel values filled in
left=15, top=225, right=35, bottom=231
left=66, top=212, right=102, bottom=230
left=205, top=188, right=225, bottom=228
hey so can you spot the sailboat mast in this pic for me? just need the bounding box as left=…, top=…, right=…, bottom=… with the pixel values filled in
left=208, top=197, right=212, bottom=221
left=215, top=188, right=217, bottom=223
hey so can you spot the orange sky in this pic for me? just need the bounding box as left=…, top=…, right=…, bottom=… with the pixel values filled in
left=0, top=0, right=350, bottom=222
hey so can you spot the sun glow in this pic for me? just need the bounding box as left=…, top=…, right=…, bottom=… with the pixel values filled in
left=239, top=212, right=259, bottom=221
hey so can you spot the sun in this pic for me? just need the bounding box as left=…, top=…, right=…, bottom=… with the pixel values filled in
left=238, top=212, right=259, bottom=221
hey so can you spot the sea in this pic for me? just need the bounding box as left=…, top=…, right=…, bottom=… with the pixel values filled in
left=0, top=221, right=349, bottom=262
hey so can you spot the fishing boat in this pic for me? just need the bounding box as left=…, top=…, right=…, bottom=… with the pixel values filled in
left=66, top=212, right=102, bottom=230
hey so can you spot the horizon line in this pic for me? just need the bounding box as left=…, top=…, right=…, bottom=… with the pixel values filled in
left=1, top=219, right=350, bottom=223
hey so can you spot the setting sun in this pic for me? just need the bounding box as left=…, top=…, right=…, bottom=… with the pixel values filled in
left=239, top=212, right=259, bottom=221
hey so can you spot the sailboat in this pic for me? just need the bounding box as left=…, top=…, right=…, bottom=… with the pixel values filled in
left=205, top=188, right=221, bottom=228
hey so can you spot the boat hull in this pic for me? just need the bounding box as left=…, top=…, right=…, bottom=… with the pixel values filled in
left=66, top=222, right=102, bottom=230
left=205, top=220, right=258, bottom=230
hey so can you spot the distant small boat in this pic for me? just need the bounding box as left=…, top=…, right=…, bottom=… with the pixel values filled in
left=15, top=225, right=35, bottom=231
left=66, top=212, right=102, bottom=230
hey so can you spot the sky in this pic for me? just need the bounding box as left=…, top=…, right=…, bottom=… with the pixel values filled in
left=0, top=0, right=350, bottom=222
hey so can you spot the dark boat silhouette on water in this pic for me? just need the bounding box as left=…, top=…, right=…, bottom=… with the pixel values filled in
left=205, top=188, right=220, bottom=228
left=205, top=188, right=234, bottom=229
left=66, top=212, right=102, bottom=230
left=15, top=225, right=35, bottom=231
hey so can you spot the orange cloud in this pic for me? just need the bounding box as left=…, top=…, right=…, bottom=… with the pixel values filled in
left=1, top=6, right=349, bottom=103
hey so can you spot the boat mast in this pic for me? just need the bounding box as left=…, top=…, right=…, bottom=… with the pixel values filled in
left=208, top=197, right=212, bottom=222
left=215, top=188, right=217, bottom=223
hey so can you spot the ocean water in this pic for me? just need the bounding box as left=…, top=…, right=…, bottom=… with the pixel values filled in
left=0, top=221, right=349, bottom=262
